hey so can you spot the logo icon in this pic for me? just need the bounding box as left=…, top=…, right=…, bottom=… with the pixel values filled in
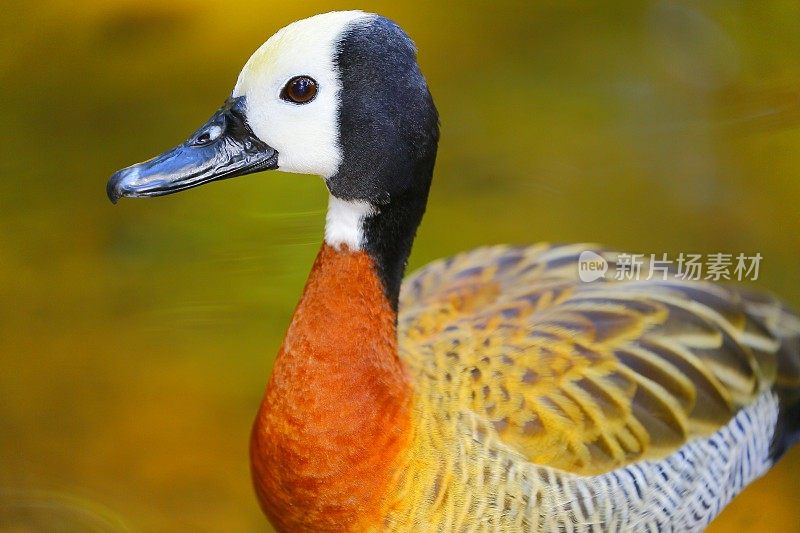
left=578, top=251, right=608, bottom=282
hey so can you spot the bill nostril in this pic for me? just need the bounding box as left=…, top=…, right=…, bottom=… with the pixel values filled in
left=193, top=125, right=223, bottom=146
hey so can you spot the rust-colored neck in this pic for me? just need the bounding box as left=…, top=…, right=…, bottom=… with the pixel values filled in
left=250, top=244, right=412, bottom=532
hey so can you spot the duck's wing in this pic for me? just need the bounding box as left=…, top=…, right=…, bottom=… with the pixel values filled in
left=398, top=244, right=800, bottom=474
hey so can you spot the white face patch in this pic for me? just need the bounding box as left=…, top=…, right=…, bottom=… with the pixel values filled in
left=324, top=195, right=376, bottom=250
left=232, top=11, right=373, bottom=179
left=233, top=11, right=378, bottom=251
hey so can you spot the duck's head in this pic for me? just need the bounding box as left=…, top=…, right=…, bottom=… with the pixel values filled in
left=108, top=11, right=438, bottom=304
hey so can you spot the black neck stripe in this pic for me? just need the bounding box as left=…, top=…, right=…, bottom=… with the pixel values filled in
left=329, top=16, right=439, bottom=310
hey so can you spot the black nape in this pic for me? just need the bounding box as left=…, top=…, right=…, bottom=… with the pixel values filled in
left=330, top=16, right=440, bottom=310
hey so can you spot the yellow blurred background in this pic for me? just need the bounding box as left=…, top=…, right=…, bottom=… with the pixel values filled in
left=1, top=0, right=799, bottom=531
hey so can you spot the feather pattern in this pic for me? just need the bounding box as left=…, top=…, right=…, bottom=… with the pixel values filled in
left=380, top=244, right=800, bottom=530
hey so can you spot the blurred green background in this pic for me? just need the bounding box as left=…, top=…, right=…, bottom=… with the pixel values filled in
left=1, top=0, right=799, bottom=531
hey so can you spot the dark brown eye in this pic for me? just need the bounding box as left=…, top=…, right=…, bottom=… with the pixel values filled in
left=281, top=76, right=318, bottom=104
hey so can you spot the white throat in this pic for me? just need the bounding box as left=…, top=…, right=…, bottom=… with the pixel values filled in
left=324, top=195, right=375, bottom=250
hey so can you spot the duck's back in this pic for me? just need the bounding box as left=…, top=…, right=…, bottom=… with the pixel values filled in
left=390, top=244, right=800, bottom=531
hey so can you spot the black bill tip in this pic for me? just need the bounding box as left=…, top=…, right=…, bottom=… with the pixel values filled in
left=107, top=166, right=134, bottom=204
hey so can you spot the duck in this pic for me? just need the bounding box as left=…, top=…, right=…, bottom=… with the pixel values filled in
left=107, top=10, right=800, bottom=532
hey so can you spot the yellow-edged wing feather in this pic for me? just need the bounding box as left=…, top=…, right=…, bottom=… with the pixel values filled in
left=398, top=244, right=800, bottom=476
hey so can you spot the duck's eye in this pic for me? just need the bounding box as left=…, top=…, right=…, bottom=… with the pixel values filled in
left=281, top=76, right=318, bottom=104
